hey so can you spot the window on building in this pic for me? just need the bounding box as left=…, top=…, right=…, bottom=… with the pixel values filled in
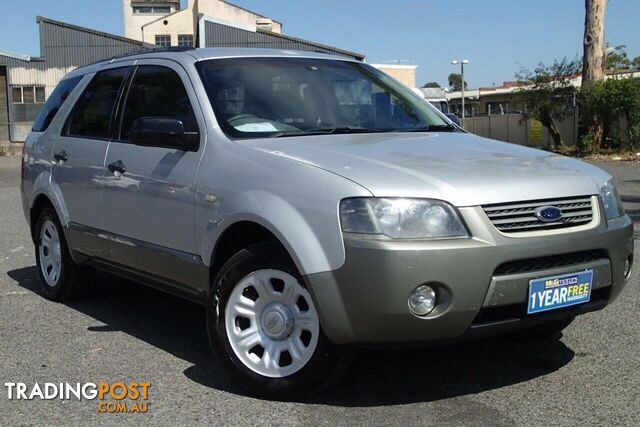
left=119, top=65, right=198, bottom=141
left=133, top=6, right=171, bottom=14
left=64, top=67, right=129, bottom=139
left=22, top=87, right=35, bottom=103
left=35, top=87, right=46, bottom=103
left=11, top=86, right=46, bottom=104
left=12, top=87, right=22, bottom=103
left=32, top=76, right=82, bottom=132
left=155, top=35, right=171, bottom=47
left=177, top=34, right=194, bottom=47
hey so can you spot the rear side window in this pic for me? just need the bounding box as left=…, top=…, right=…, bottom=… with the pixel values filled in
left=63, top=67, right=129, bottom=139
left=31, top=76, right=82, bottom=132
left=119, top=65, right=198, bottom=141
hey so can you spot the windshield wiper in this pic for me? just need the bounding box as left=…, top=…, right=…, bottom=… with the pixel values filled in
left=268, top=127, right=382, bottom=138
left=399, top=124, right=459, bottom=132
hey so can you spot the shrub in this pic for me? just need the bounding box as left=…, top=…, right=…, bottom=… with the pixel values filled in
left=579, top=77, right=640, bottom=152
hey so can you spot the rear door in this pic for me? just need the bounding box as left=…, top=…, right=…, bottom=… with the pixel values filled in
left=52, top=65, right=131, bottom=231
left=100, top=60, right=205, bottom=293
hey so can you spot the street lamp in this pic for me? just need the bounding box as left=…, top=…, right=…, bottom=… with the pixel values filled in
left=451, top=59, right=469, bottom=121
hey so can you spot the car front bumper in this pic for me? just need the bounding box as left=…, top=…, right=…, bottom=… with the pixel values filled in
left=304, top=206, right=634, bottom=345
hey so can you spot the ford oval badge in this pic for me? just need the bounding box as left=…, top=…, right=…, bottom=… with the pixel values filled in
left=535, top=206, right=563, bottom=222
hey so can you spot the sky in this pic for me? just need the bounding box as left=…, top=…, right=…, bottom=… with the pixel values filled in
left=0, top=0, right=638, bottom=89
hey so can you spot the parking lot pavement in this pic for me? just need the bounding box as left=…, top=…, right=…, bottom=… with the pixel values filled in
left=0, top=155, right=638, bottom=425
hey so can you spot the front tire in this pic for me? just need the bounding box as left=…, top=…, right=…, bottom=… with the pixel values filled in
left=207, top=242, right=350, bottom=399
left=34, top=207, right=94, bottom=301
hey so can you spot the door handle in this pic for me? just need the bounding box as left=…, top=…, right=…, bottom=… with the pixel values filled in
left=108, top=160, right=126, bottom=174
left=53, top=150, right=68, bottom=163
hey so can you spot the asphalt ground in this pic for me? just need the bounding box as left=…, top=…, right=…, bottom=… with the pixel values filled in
left=0, top=155, right=638, bottom=425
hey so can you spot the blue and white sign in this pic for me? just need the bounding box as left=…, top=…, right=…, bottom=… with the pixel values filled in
left=527, top=270, right=593, bottom=314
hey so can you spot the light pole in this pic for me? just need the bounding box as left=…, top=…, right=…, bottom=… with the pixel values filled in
left=451, top=59, right=469, bottom=121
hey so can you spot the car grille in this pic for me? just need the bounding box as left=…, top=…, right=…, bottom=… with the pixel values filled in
left=482, top=196, right=594, bottom=233
left=494, top=249, right=608, bottom=275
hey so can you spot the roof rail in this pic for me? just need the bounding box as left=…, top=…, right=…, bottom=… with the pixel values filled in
left=108, top=45, right=195, bottom=60
left=78, top=45, right=196, bottom=69
left=146, top=46, right=196, bottom=53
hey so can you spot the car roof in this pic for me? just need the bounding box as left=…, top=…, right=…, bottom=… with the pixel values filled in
left=65, top=47, right=359, bottom=79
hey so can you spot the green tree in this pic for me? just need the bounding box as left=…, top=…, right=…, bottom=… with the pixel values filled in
left=515, top=57, right=581, bottom=149
left=422, top=82, right=441, bottom=88
left=632, top=55, right=640, bottom=70
left=605, top=45, right=631, bottom=70
left=447, top=73, right=467, bottom=91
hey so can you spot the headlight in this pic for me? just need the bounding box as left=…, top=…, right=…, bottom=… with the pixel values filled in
left=600, top=180, right=624, bottom=220
left=340, top=198, right=468, bottom=239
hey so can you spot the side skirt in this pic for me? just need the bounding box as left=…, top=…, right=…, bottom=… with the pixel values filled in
left=66, top=222, right=209, bottom=305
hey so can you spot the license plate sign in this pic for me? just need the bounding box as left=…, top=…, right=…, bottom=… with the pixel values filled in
left=527, top=270, right=593, bottom=314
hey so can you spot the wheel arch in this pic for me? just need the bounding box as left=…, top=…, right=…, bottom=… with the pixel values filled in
left=29, top=194, right=57, bottom=242
left=208, top=219, right=298, bottom=286
left=29, top=170, right=70, bottom=238
left=199, top=189, right=344, bottom=282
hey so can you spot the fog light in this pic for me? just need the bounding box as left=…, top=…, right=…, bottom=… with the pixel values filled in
left=408, top=285, right=437, bottom=316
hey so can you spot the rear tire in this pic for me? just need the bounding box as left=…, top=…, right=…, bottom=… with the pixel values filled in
left=207, top=241, right=351, bottom=400
left=514, top=317, right=575, bottom=341
left=34, top=207, right=95, bottom=301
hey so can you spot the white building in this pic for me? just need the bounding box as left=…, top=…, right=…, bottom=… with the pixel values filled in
left=1, top=1, right=363, bottom=149
left=122, top=0, right=283, bottom=47
left=370, top=64, right=418, bottom=88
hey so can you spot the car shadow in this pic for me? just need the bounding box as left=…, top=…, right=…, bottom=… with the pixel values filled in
left=8, top=266, right=575, bottom=406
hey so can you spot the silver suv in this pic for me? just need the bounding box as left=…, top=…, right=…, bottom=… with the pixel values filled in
left=21, top=48, right=634, bottom=398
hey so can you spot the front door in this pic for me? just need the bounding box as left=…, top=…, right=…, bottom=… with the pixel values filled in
left=52, top=65, right=131, bottom=231
left=100, top=60, right=205, bottom=293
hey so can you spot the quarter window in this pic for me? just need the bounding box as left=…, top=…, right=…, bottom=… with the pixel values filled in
left=64, top=67, right=129, bottom=139
left=119, top=65, right=198, bottom=142
left=155, top=35, right=171, bottom=47
left=32, top=76, right=82, bottom=132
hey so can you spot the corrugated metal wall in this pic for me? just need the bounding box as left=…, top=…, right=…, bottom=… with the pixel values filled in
left=39, top=18, right=152, bottom=70
left=203, top=21, right=363, bottom=60
left=2, top=16, right=364, bottom=142
left=2, top=18, right=152, bottom=90
left=1, top=18, right=153, bottom=141
left=0, top=56, right=51, bottom=88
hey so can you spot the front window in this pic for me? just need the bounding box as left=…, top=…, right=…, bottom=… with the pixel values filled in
left=196, top=57, right=452, bottom=139
left=119, top=65, right=198, bottom=141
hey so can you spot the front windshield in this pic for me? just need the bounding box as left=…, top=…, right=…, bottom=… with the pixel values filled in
left=196, top=57, right=451, bottom=139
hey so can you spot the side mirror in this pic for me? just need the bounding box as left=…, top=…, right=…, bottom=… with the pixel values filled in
left=129, top=117, right=196, bottom=150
